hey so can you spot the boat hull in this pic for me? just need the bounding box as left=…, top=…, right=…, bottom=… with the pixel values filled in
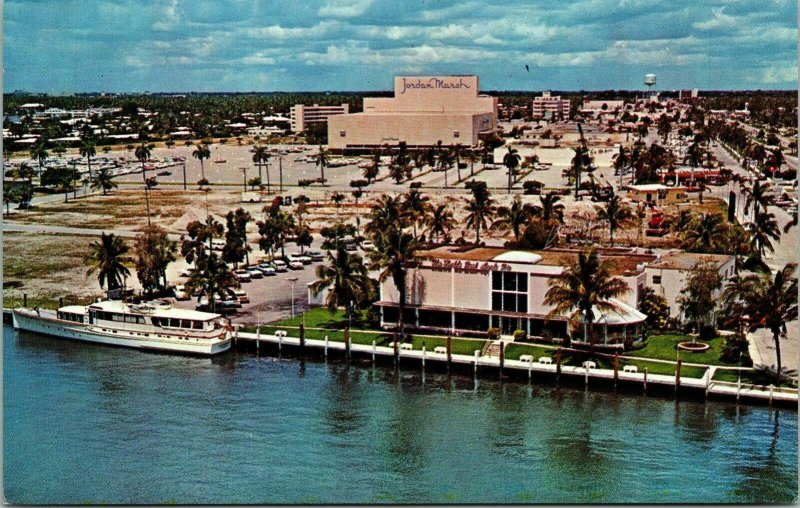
left=12, top=310, right=231, bottom=356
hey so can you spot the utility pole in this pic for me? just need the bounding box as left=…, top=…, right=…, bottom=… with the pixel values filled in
left=279, top=153, right=284, bottom=192
left=182, top=162, right=187, bottom=191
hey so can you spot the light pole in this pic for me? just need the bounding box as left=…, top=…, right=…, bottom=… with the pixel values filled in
left=240, top=167, right=248, bottom=192
left=287, top=276, right=298, bottom=318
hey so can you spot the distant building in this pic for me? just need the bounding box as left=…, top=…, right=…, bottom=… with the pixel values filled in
left=531, top=92, right=570, bottom=120
left=678, top=89, right=699, bottom=101
left=327, top=75, right=497, bottom=152
left=290, top=103, right=349, bottom=133
left=625, top=184, right=689, bottom=206
left=581, top=99, right=625, bottom=114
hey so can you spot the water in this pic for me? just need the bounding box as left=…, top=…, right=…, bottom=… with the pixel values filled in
left=4, top=327, right=798, bottom=504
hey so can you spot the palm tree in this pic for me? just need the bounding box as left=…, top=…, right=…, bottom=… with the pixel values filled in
left=13, top=162, right=35, bottom=204
left=365, top=194, right=406, bottom=240
left=79, top=138, right=96, bottom=179
left=492, top=195, right=534, bottom=243
left=86, top=232, right=131, bottom=299
left=368, top=228, right=418, bottom=340
left=252, top=145, right=270, bottom=191
left=363, top=150, right=381, bottom=183
left=186, top=253, right=237, bottom=312
left=748, top=210, right=781, bottom=257
left=533, top=191, right=565, bottom=224
left=90, top=166, right=117, bottom=196
left=314, top=145, right=330, bottom=184
left=742, top=180, right=774, bottom=217
left=723, top=264, right=797, bottom=381
left=29, top=140, right=49, bottom=176
left=464, top=186, right=495, bottom=245
left=595, top=193, right=633, bottom=245
left=453, top=143, right=463, bottom=182
left=424, top=204, right=456, bottom=243
left=502, top=146, right=521, bottom=193
left=465, top=149, right=480, bottom=178
left=544, top=248, right=630, bottom=345
left=192, top=143, right=211, bottom=180
left=310, top=247, right=370, bottom=318
left=681, top=213, right=729, bottom=253
left=656, top=114, right=671, bottom=143
left=402, top=189, right=431, bottom=239
left=436, top=148, right=454, bottom=188
left=135, top=143, right=153, bottom=227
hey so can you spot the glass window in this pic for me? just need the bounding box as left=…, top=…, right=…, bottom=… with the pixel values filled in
left=517, top=295, right=528, bottom=313
left=517, top=273, right=528, bottom=292
left=503, top=272, right=516, bottom=292
left=492, top=292, right=502, bottom=311
left=653, top=275, right=662, bottom=285
left=192, top=321, right=203, bottom=330
left=492, top=272, right=502, bottom=290
left=503, top=293, right=516, bottom=312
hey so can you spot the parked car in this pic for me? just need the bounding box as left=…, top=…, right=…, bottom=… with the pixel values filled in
left=179, top=267, right=195, bottom=278
left=288, top=260, right=304, bottom=270
left=257, top=263, right=276, bottom=276
left=234, top=269, right=252, bottom=282
left=172, top=285, right=189, bottom=300
left=224, top=290, right=243, bottom=308
left=289, top=253, right=312, bottom=265
left=361, top=241, right=375, bottom=251
left=345, top=242, right=357, bottom=252
left=248, top=268, right=264, bottom=279
left=306, top=250, right=324, bottom=262
left=232, top=289, right=249, bottom=304
left=211, top=239, right=226, bottom=251
left=272, top=260, right=288, bottom=272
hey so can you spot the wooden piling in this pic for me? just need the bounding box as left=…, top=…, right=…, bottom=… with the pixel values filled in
left=371, top=340, right=376, bottom=363
left=499, top=342, right=505, bottom=378
left=299, top=323, right=305, bottom=354
left=393, top=331, right=399, bottom=365
left=675, top=358, right=682, bottom=391
left=23, top=293, right=27, bottom=307
left=555, top=349, right=562, bottom=377
left=59, top=296, right=64, bottom=308
left=344, top=328, right=351, bottom=361
left=613, top=351, right=619, bottom=385
left=324, top=335, right=329, bottom=359
left=446, top=336, right=452, bottom=371
left=474, top=350, right=479, bottom=376
left=643, top=367, right=648, bottom=392
left=422, top=345, right=426, bottom=370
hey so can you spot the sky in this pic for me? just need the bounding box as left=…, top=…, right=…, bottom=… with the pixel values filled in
left=3, top=0, right=798, bottom=93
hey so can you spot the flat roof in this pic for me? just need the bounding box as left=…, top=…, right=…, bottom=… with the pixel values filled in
left=646, top=252, right=732, bottom=271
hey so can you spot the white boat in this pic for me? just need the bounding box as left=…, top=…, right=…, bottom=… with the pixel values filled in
left=12, top=300, right=232, bottom=356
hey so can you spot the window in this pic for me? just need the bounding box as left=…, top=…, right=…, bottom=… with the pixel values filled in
left=340, top=130, right=346, bottom=137
left=453, top=130, right=460, bottom=138
left=491, top=271, right=528, bottom=313
left=652, top=275, right=662, bottom=285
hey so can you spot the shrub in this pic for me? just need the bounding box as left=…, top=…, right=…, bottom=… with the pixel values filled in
left=699, top=324, right=716, bottom=341
left=720, top=333, right=753, bottom=365
left=197, top=178, right=209, bottom=187
left=513, top=329, right=527, bottom=342
left=487, top=327, right=501, bottom=340
left=409, top=181, right=423, bottom=189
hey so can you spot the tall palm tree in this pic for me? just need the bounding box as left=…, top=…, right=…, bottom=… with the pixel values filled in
left=436, top=148, right=454, bottom=188
left=79, top=138, right=96, bottom=180
left=681, top=213, right=729, bottom=254
left=365, top=194, right=406, bottom=240
left=424, top=204, right=456, bottom=243
left=314, top=145, right=330, bottom=184
left=135, top=143, right=153, bottom=227
left=363, top=149, right=381, bottom=183
left=656, top=114, right=671, bottom=143
left=29, top=140, right=49, bottom=176
left=464, top=186, right=496, bottom=245
left=533, top=191, right=565, bottom=224
left=310, top=247, right=370, bottom=317
left=502, top=146, right=521, bottom=193
left=252, top=145, right=270, bottom=191
left=368, top=228, right=418, bottom=340
left=12, top=162, right=36, bottom=204
left=86, top=232, right=131, bottom=299
left=742, top=180, right=773, bottom=217
left=748, top=210, right=781, bottom=257
left=186, top=253, right=237, bottom=312
left=544, top=248, right=630, bottom=345
left=723, top=263, right=797, bottom=381
left=595, top=193, right=633, bottom=245
left=492, top=195, right=534, bottom=243
left=402, top=189, right=431, bottom=239
left=465, top=149, right=480, bottom=177
left=192, top=143, right=211, bottom=181
left=90, top=166, right=118, bottom=196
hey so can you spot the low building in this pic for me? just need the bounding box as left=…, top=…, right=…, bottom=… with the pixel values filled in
left=327, top=75, right=497, bottom=152
left=625, top=184, right=689, bottom=205
left=290, top=103, right=349, bottom=133
left=375, top=246, right=648, bottom=342
left=643, top=252, right=735, bottom=317
left=531, top=91, right=570, bottom=120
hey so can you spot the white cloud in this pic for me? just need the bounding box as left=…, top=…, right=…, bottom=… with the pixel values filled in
left=152, top=0, right=180, bottom=31
left=761, top=64, right=797, bottom=84
left=318, top=0, right=373, bottom=18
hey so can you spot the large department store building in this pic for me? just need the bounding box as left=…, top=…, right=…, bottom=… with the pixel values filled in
left=327, top=75, right=497, bottom=152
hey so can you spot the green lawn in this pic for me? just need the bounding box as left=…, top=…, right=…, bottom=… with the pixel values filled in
left=626, top=334, right=744, bottom=366
left=622, top=359, right=707, bottom=378
left=504, top=343, right=557, bottom=361
left=712, top=368, right=795, bottom=388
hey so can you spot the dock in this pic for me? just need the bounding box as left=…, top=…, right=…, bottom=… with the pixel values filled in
left=233, top=329, right=798, bottom=407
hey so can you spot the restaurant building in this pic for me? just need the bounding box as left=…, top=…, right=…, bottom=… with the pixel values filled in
left=327, top=75, right=497, bottom=152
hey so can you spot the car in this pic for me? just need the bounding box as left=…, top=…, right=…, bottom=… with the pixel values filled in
left=157, top=171, right=171, bottom=177
left=345, top=243, right=357, bottom=252
left=233, top=269, right=252, bottom=282
left=306, top=251, right=324, bottom=262
left=360, top=241, right=375, bottom=251
left=223, top=290, right=243, bottom=308
left=288, top=260, right=304, bottom=270
left=232, top=289, right=249, bottom=304
left=248, top=268, right=264, bottom=279
left=272, top=260, right=288, bottom=272
left=257, top=264, right=276, bottom=276
left=211, top=239, right=226, bottom=251
left=289, top=253, right=312, bottom=265
left=172, top=285, right=189, bottom=300
left=179, top=267, right=195, bottom=278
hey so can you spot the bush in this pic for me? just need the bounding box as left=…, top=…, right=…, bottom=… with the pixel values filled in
left=409, top=181, right=422, bottom=189
left=197, top=178, right=209, bottom=187
left=699, top=324, right=716, bottom=341
left=720, top=333, right=752, bottom=365
left=487, top=327, right=501, bottom=340
left=513, top=329, right=527, bottom=342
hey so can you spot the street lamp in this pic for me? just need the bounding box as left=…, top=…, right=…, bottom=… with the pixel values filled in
left=286, top=276, right=299, bottom=318
left=240, top=167, right=248, bottom=192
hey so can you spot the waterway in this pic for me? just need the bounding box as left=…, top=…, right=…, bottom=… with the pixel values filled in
left=4, top=328, right=797, bottom=504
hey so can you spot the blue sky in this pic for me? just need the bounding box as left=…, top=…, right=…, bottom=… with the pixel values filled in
left=4, top=0, right=797, bottom=93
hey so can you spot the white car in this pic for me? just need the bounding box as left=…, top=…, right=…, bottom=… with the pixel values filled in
left=257, top=263, right=276, bottom=276
left=234, top=269, right=252, bottom=282
left=172, top=285, right=189, bottom=300
left=272, top=260, right=288, bottom=272
left=232, top=289, right=249, bottom=304
left=179, top=267, right=195, bottom=278
left=289, top=253, right=312, bottom=265
left=288, top=260, right=304, bottom=270
left=248, top=268, right=264, bottom=279
left=361, top=241, right=375, bottom=251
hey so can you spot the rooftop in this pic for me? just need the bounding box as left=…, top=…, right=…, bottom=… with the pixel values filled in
left=646, top=252, right=733, bottom=271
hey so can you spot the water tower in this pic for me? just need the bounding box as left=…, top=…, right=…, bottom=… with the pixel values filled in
left=643, top=73, right=657, bottom=100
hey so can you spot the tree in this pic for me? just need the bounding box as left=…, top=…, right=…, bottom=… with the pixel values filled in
left=681, top=213, right=730, bottom=254
left=656, top=114, right=672, bottom=143
left=222, top=208, right=252, bottom=268
left=192, top=143, right=211, bottom=180
left=742, top=180, right=774, bottom=217
left=186, top=253, right=237, bottom=312
left=464, top=182, right=495, bottom=244
left=402, top=189, right=431, bottom=240
left=11, top=162, right=35, bottom=204
left=252, top=145, right=270, bottom=191
left=502, top=146, right=521, bottom=193
left=135, top=143, right=153, bottom=226
left=678, top=261, right=722, bottom=340
left=133, top=225, right=177, bottom=295
left=533, top=190, right=565, bottom=224
left=314, top=145, right=330, bottom=184
left=86, top=233, right=131, bottom=299
left=365, top=194, right=407, bottom=240
left=544, top=248, right=630, bottom=345
left=492, top=195, right=534, bottom=244
left=722, top=263, right=797, bottom=381
left=638, top=286, right=669, bottom=332
left=29, top=139, right=49, bottom=175
left=310, top=247, right=370, bottom=318
left=748, top=210, right=781, bottom=258
left=247, top=177, right=262, bottom=190
left=368, top=227, right=418, bottom=340
left=79, top=138, right=96, bottom=179
left=42, top=165, right=80, bottom=203
left=363, top=150, right=381, bottom=183
left=465, top=149, right=480, bottom=177
left=595, top=193, right=633, bottom=245
left=3, top=185, right=25, bottom=215
left=90, top=166, right=117, bottom=196
left=424, top=204, right=456, bottom=243
left=436, top=148, right=454, bottom=188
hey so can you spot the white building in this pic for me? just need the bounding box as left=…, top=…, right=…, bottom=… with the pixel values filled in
left=290, top=103, right=349, bottom=133
left=532, top=92, right=570, bottom=120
